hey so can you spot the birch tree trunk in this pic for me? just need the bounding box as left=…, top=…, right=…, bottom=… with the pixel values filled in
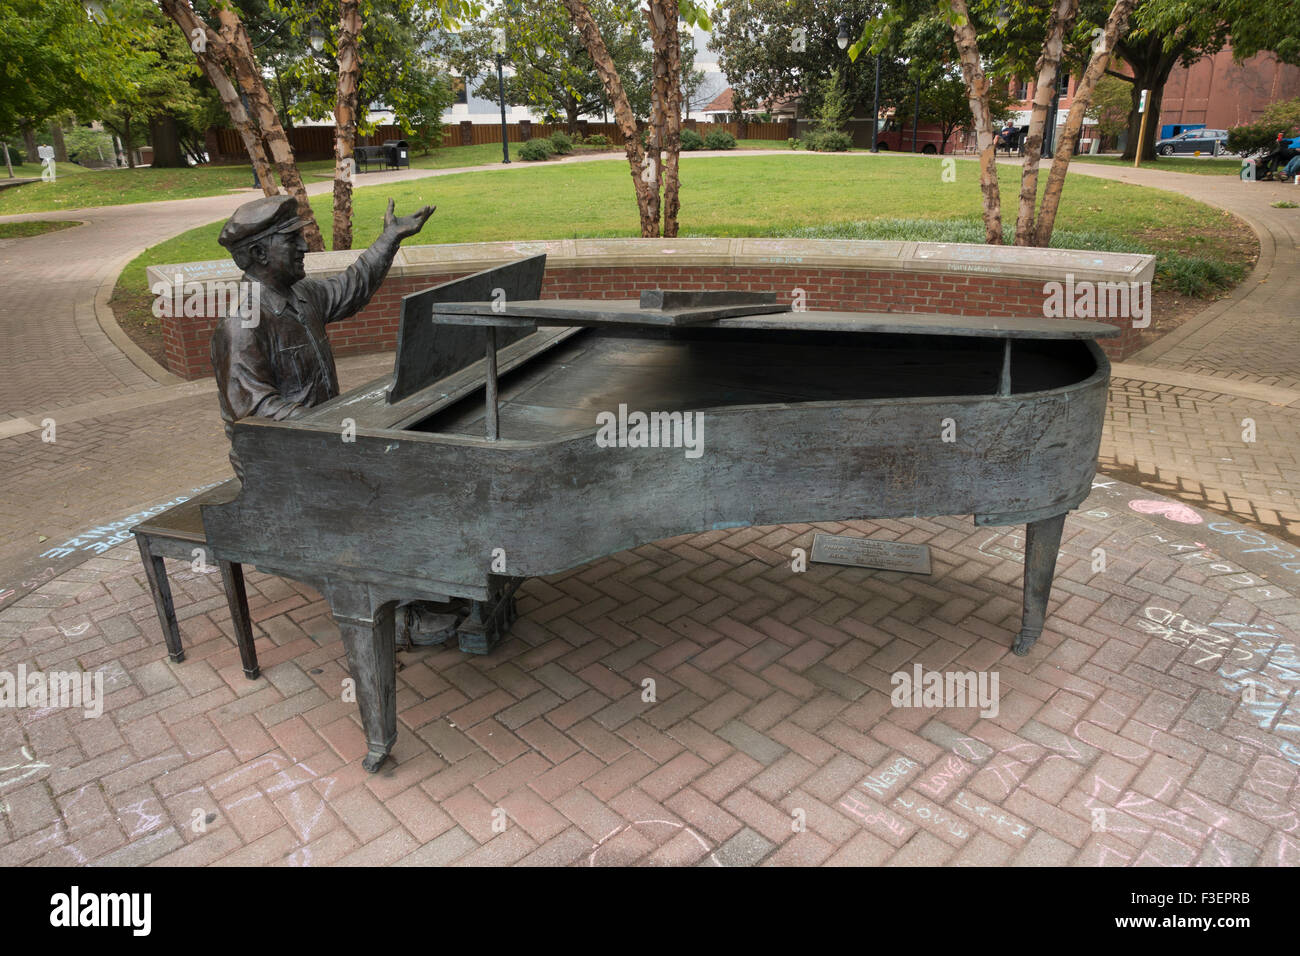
left=948, top=0, right=1001, bottom=244
left=1034, top=0, right=1138, bottom=246
left=647, top=0, right=683, bottom=238
left=212, top=4, right=325, bottom=250
left=1012, top=0, right=1077, bottom=246
left=157, top=0, right=277, bottom=197
left=333, top=0, right=362, bottom=251
left=563, top=0, right=659, bottom=236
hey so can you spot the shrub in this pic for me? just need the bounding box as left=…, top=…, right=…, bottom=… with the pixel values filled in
left=703, top=129, right=737, bottom=150
left=519, top=138, right=555, bottom=161
left=1227, top=120, right=1291, bottom=157
left=549, top=130, right=573, bottom=154
left=585, top=133, right=610, bottom=146
left=788, top=137, right=800, bottom=150
left=681, top=128, right=704, bottom=151
left=1227, top=96, right=1300, bottom=156
left=801, top=130, right=853, bottom=152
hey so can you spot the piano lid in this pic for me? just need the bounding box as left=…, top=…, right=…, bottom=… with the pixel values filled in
left=432, top=294, right=1122, bottom=340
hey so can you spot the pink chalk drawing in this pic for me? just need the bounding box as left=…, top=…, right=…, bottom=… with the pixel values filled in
left=1127, top=499, right=1203, bottom=523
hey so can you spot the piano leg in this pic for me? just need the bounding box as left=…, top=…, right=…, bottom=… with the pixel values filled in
left=332, top=601, right=398, bottom=772
left=1014, top=512, right=1067, bottom=656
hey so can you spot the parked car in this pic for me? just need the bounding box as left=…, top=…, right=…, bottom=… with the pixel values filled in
left=1154, top=128, right=1230, bottom=156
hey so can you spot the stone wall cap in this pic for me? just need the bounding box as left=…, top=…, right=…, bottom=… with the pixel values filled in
left=148, top=236, right=1156, bottom=288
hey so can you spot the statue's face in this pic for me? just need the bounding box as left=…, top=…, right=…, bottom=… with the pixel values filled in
left=242, top=229, right=308, bottom=286
left=265, top=230, right=309, bottom=285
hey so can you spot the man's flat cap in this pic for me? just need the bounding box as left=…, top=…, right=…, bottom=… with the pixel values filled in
left=219, top=194, right=305, bottom=249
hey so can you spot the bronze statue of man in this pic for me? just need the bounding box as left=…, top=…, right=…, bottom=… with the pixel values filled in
left=212, top=193, right=458, bottom=645
left=212, top=193, right=432, bottom=474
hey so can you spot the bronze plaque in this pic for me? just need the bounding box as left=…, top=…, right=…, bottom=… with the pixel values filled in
left=811, top=533, right=932, bottom=574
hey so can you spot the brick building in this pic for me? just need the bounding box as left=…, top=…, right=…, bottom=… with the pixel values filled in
left=1009, top=48, right=1300, bottom=149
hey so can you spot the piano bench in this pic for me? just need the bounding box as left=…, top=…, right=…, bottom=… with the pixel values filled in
left=130, top=480, right=260, bottom=680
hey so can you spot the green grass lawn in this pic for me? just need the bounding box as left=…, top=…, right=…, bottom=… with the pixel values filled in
left=0, top=219, right=80, bottom=238
left=1072, top=154, right=1244, bottom=176
left=0, top=140, right=826, bottom=216
left=120, top=152, right=1253, bottom=297
left=0, top=143, right=541, bottom=216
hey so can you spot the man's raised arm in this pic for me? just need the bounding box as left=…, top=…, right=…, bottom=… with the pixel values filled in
left=306, top=199, right=436, bottom=324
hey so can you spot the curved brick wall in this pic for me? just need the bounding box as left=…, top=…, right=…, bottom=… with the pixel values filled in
left=148, top=238, right=1156, bottom=380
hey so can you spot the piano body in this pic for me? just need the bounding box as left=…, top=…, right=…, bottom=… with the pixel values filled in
left=202, top=256, right=1119, bottom=771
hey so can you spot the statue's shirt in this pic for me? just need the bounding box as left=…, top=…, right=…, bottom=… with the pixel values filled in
left=210, top=233, right=399, bottom=478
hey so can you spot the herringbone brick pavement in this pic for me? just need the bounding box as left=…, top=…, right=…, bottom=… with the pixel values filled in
left=1068, top=164, right=1300, bottom=542
left=2, top=486, right=1296, bottom=866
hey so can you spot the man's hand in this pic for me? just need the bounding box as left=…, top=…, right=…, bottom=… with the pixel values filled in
left=384, top=198, right=436, bottom=241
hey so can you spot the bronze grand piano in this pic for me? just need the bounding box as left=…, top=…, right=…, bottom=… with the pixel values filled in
left=202, top=255, right=1119, bottom=772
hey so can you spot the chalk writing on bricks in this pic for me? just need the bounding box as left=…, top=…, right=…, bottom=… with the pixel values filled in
left=0, top=746, right=50, bottom=791
left=1127, top=499, right=1203, bottom=523
left=861, top=755, right=921, bottom=798
left=36, top=481, right=225, bottom=560
left=953, top=790, right=1031, bottom=841
left=1135, top=606, right=1299, bottom=766
left=1206, top=522, right=1300, bottom=574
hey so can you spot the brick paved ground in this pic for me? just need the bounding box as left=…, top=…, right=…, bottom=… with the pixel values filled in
left=0, top=479, right=1296, bottom=866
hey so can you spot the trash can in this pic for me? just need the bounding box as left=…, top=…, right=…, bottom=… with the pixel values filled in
left=383, top=139, right=409, bottom=169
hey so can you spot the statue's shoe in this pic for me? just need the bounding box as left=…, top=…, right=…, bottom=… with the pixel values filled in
left=399, top=600, right=468, bottom=647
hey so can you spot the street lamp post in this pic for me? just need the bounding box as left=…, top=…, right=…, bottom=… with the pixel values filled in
left=496, top=51, right=511, bottom=164
left=871, top=53, right=881, bottom=153
left=839, top=18, right=881, bottom=153
left=912, top=75, right=921, bottom=153
left=1044, top=84, right=1060, bottom=157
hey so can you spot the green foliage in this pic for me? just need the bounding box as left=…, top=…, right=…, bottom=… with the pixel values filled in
left=519, top=137, right=556, bottom=161
left=267, top=0, right=458, bottom=138
left=63, top=125, right=116, bottom=164
left=1227, top=121, right=1287, bottom=158
left=446, top=0, right=651, bottom=130
left=549, top=130, right=573, bottom=154
left=0, top=0, right=134, bottom=133
left=681, top=128, right=705, bottom=150
left=813, top=69, right=850, bottom=136
left=799, top=69, right=854, bottom=151
left=788, top=137, right=800, bottom=149
left=1156, top=253, right=1246, bottom=297
left=801, top=129, right=853, bottom=151
left=1088, top=75, right=1132, bottom=142
left=96, top=1, right=205, bottom=152
left=1227, top=99, right=1300, bottom=157
left=710, top=0, right=912, bottom=120
left=1272, top=200, right=1299, bottom=208
left=703, top=130, right=737, bottom=150
left=584, top=133, right=610, bottom=146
